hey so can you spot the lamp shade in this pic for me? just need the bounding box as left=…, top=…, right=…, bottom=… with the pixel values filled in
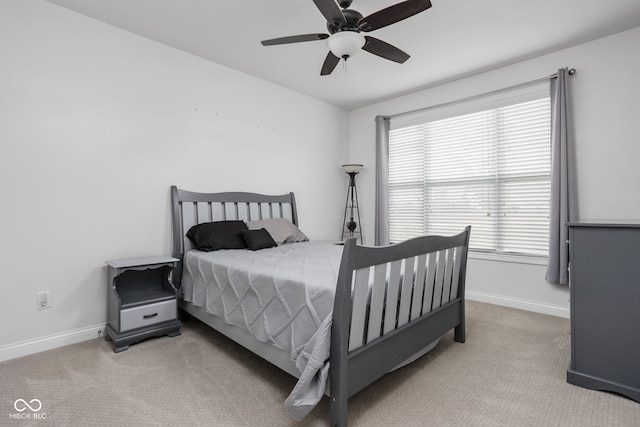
left=342, top=163, right=363, bottom=174
left=327, top=32, right=365, bottom=59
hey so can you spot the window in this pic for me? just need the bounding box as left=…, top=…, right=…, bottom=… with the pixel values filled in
left=389, top=83, right=551, bottom=257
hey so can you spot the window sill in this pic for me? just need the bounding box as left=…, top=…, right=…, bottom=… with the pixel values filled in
left=468, top=251, right=548, bottom=266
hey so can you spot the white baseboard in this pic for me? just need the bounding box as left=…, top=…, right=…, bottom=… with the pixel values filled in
left=466, top=291, right=570, bottom=319
left=0, top=324, right=106, bottom=363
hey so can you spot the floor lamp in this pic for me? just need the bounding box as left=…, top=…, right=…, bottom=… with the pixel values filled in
left=341, top=163, right=363, bottom=244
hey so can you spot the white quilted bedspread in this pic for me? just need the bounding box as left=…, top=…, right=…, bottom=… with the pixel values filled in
left=181, top=241, right=344, bottom=419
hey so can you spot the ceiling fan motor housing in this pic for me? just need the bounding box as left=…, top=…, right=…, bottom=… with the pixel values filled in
left=327, top=9, right=364, bottom=34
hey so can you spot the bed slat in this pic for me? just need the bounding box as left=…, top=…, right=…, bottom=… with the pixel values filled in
left=234, top=202, right=245, bottom=222
left=449, top=247, right=463, bottom=300
left=410, top=254, right=428, bottom=322
left=223, top=202, right=234, bottom=220
left=432, top=250, right=446, bottom=310
left=211, top=203, right=224, bottom=222
left=366, top=264, right=387, bottom=344
left=422, top=253, right=437, bottom=314
left=349, top=268, right=370, bottom=351
left=260, top=203, right=271, bottom=220
left=282, top=204, right=292, bottom=222
left=248, top=203, right=260, bottom=221
left=196, top=202, right=210, bottom=223
left=441, top=248, right=455, bottom=304
left=383, top=260, right=402, bottom=334
left=397, top=257, right=415, bottom=327
left=181, top=202, right=196, bottom=253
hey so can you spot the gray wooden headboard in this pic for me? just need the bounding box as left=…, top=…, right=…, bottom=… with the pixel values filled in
left=170, top=185, right=298, bottom=287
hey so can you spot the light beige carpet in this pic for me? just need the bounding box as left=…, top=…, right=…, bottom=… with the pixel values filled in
left=2, top=301, right=639, bottom=426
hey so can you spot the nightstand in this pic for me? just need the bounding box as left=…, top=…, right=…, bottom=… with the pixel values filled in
left=105, top=256, right=181, bottom=352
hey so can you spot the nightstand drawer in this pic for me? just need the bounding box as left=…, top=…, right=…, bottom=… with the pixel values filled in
left=120, top=300, right=176, bottom=332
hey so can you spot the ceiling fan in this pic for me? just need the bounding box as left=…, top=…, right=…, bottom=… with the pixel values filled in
left=260, top=0, right=432, bottom=75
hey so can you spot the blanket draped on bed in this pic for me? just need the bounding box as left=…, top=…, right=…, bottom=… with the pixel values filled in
left=181, top=241, right=343, bottom=419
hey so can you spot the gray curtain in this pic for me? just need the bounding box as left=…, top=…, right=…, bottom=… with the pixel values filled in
left=375, top=115, right=390, bottom=246
left=545, top=68, right=577, bottom=285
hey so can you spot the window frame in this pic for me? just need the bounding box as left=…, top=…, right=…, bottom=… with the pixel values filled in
left=388, top=82, right=551, bottom=261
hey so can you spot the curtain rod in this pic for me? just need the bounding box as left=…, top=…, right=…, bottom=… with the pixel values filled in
left=387, top=68, right=576, bottom=120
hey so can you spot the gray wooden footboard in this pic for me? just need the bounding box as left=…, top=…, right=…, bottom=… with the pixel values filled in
left=330, top=227, right=471, bottom=426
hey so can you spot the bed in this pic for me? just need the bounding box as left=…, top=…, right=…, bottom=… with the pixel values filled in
left=170, top=186, right=470, bottom=426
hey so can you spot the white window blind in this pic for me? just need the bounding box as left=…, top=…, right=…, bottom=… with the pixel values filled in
left=389, top=83, right=551, bottom=257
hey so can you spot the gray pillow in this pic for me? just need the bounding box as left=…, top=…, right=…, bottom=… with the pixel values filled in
left=246, top=218, right=309, bottom=245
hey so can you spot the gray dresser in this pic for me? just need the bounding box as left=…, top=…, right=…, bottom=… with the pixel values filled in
left=567, top=222, right=640, bottom=402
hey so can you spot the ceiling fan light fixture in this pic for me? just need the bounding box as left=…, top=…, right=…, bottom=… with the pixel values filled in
left=327, top=31, right=365, bottom=59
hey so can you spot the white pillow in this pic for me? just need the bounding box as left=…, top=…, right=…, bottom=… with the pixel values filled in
left=246, top=218, right=309, bottom=245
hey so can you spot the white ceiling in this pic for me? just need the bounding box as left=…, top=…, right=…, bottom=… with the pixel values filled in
left=46, top=0, right=640, bottom=110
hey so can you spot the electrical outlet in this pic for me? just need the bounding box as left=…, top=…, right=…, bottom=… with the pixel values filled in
left=37, top=291, right=52, bottom=310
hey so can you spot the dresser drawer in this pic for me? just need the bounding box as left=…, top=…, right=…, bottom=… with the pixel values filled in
left=120, top=300, right=176, bottom=332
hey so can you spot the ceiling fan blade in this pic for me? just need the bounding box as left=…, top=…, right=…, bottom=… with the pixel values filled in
left=320, top=51, right=341, bottom=75
left=261, top=33, right=329, bottom=46
left=359, top=0, right=431, bottom=32
left=362, top=36, right=410, bottom=63
left=313, top=0, right=346, bottom=26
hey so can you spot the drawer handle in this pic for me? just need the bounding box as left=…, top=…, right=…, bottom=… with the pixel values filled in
left=143, top=313, right=158, bottom=319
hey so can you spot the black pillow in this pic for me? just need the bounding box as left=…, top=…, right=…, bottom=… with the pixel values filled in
left=186, top=220, right=248, bottom=251
left=242, top=228, right=277, bottom=251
